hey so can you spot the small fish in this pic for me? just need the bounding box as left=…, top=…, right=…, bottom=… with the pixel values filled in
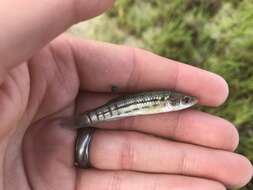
left=63, top=91, right=198, bottom=129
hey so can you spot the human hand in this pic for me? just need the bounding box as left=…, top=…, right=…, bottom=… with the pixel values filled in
left=1, top=1, right=252, bottom=190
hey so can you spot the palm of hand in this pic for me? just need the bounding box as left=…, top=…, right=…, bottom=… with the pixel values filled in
left=2, top=38, right=80, bottom=190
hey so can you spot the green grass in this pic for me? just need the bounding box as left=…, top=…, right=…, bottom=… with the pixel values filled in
left=69, top=0, right=253, bottom=189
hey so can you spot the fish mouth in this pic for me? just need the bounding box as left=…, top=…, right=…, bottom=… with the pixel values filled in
left=182, top=102, right=197, bottom=111
left=181, top=95, right=198, bottom=106
left=182, top=96, right=198, bottom=109
left=191, top=97, right=198, bottom=105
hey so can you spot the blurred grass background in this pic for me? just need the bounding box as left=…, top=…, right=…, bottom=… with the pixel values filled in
left=69, top=0, right=253, bottom=189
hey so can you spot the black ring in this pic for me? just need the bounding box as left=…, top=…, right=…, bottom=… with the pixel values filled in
left=75, top=128, right=95, bottom=168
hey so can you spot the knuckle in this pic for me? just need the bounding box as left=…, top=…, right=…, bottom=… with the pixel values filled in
left=125, top=47, right=141, bottom=91
left=171, top=111, right=183, bottom=139
left=150, top=177, right=161, bottom=190
left=108, top=172, right=123, bottom=190
left=178, top=150, right=194, bottom=174
left=119, top=132, right=136, bottom=170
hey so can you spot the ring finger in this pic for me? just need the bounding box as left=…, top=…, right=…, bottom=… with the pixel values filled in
left=87, top=129, right=252, bottom=188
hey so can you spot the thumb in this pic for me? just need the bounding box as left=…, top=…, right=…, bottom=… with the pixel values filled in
left=0, top=0, right=114, bottom=84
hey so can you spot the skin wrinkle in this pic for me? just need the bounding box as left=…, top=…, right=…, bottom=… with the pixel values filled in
left=110, top=172, right=123, bottom=190
left=68, top=38, right=95, bottom=92
left=105, top=171, right=112, bottom=190
left=171, top=111, right=182, bottom=140
left=0, top=60, right=8, bottom=85
left=178, top=147, right=190, bottom=175
left=22, top=62, right=37, bottom=124
left=34, top=79, right=50, bottom=122
left=5, top=71, right=22, bottom=106
left=0, top=76, right=17, bottom=107
left=125, top=47, right=140, bottom=91
left=26, top=41, right=78, bottom=123
left=25, top=124, right=56, bottom=190
left=25, top=56, right=50, bottom=123
left=2, top=138, right=9, bottom=190
left=1, top=66, right=30, bottom=189
left=0, top=100, right=15, bottom=141
left=172, top=60, right=180, bottom=92
left=48, top=43, right=72, bottom=99
left=21, top=141, right=35, bottom=190
left=0, top=74, right=29, bottom=141
left=66, top=37, right=80, bottom=96
left=15, top=64, right=31, bottom=115
left=125, top=48, right=181, bottom=93
left=120, top=133, right=135, bottom=170
left=150, top=176, right=161, bottom=190
left=4, top=128, right=30, bottom=190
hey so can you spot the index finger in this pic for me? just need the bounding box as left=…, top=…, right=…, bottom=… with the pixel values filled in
left=0, top=0, right=114, bottom=84
left=70, top=38, right=228, bottom=106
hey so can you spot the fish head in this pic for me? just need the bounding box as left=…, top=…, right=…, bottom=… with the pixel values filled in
left=165, top=92, right=198, bottom=111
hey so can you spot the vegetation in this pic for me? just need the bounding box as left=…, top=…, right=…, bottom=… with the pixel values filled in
left=69, top=0, right=253, bottom=189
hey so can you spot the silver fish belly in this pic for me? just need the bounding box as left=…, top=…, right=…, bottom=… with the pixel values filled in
left=65, top=91, right=198, bottom=129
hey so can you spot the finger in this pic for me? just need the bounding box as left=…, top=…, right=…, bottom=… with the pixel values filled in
left=0, top=0, right=114, bottom=83
left=89, top=130, right=253, bottom=188
left=76, top=92, right=239, bottom=151
left=70, top=39, right=229, bottom=106
left=77, top=170, right=226, bottom=190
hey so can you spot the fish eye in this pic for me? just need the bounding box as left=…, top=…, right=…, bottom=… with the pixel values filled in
left=182, top=96, right=191, bottom=104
